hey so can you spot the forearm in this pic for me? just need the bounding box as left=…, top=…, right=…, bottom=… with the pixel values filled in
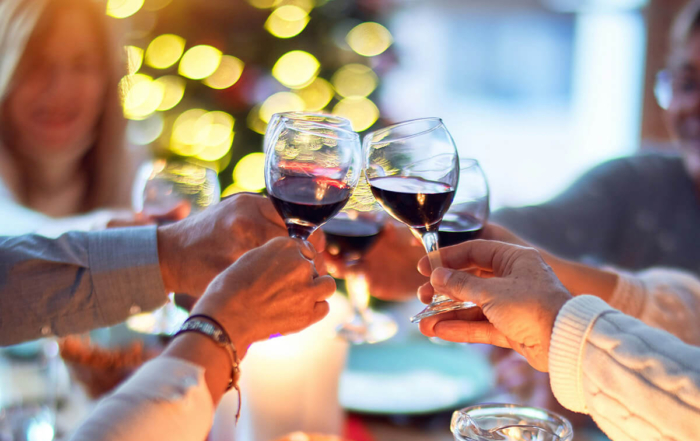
left=543, top=252, right=618, bottom=301
left=550, top=296, right=700, bottom=441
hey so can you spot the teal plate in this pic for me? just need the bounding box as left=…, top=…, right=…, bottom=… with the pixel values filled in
left=339, top=339, right=495, bottom=415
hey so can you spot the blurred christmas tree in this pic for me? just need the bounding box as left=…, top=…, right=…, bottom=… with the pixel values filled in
left=111, top=0, right=396, bottom=195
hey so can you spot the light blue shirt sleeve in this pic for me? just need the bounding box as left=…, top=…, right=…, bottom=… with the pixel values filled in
left=0, top=226, right=167, bottom=345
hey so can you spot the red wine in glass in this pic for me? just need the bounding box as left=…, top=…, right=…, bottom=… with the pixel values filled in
left=368, top=176, right=455, bottom=231
left=323, top=217, right=383, bottom=263
left=438, top=213, right=484, bottom=247
left=269, top=176, right=352, bottom=239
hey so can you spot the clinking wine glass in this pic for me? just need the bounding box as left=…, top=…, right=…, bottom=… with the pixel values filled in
left=264, top=112, right=353, bottom=153
left=438, top=159, right=490, bottom=247
left=323, top=180, right=398, bottom=344
left=364, top=117, right=474, bottom=323
left=265, top=119, right=363, bottom=240
left=127, top=159, right=221, bottom=335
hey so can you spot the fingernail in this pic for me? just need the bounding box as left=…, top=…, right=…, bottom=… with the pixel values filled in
left=432, top=267, right=452, bottom=286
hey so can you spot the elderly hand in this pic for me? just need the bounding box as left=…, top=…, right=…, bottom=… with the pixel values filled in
left=191, top=237, right=335, bottom=357
left=417, top=240, right=572, bottom=372
left=156, top=193, right=325, bottom=297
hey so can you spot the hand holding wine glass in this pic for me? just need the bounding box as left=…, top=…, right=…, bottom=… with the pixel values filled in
left=364, top=117, right=472, bottom=323
left=265, top=119, right=362, bottom=241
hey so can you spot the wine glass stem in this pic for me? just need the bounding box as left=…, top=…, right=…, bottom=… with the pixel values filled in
left=420, top=230, right=451, bottom=304
left=345, top=265, right=370, bottom=321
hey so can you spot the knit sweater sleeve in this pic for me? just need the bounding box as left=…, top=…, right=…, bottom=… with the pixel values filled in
left=549, top=295, right=700, bottom=441
left=607, top=268, right=700, bottom=345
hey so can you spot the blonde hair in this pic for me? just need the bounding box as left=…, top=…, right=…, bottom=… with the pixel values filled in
left=0, top=0, right=133, bottom=212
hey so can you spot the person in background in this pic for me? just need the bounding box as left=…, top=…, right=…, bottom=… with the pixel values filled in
left=417, top=239, right=700, bottom=441
left=0, top=0, right=142, bottom=236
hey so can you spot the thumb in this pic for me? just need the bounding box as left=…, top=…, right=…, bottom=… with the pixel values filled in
left=431, top=267, right=491, bottom=305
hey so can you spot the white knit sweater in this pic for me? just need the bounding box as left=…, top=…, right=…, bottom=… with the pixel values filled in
left=549, top=269, right=700, bottom=441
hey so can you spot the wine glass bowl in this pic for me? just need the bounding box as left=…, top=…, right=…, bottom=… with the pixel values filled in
left=264, top=112, right=353, bottom=153
left=265, top=119, right=362, bottom=240
left=364, top=118, right=474, bottom=323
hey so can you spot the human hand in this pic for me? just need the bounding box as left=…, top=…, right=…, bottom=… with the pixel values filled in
left=156, top=193, right=326, bottom=296
left=417, top=240, right=572, bottom=372
left=105, top=202, right=191, bottom=228
left=191, top=237, right=336, bottom=357
left=325, top=221, right=427, bottom=301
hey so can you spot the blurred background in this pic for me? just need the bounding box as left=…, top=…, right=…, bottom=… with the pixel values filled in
left=115, top=0, right=684, bottom=210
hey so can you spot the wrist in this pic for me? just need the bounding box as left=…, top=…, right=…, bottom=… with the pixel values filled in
left=190, top=305, right=253, bottom=360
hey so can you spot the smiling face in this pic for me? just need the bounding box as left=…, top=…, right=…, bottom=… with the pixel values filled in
left=666, top=29, right=700, bottom=178
left=1, top=6, right=107, bottom=164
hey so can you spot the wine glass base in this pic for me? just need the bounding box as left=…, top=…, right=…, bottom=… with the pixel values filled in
left=410, top=299, right=477, bottom=323
left=337, top=310, right=398, bottom=345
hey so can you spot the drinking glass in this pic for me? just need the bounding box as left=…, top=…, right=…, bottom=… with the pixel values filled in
left=127, top=159, right=221, bottom=335
left=438, top=159, right=490, bottom=247
left=323, top=178, right=398, bottom=344
left=451, top=404, right=573, bottom=441
left=364, top=117, right=472, bottom=323
left=264, top=112, right=353, bottom=153
left=265, top=120, right=362, bottom=240
left=0, top=340, right=59, bottom=441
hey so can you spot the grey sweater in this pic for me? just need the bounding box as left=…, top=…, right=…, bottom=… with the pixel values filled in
left=493, top=153, right=700, bottom=275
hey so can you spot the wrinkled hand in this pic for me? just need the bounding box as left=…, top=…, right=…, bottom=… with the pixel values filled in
left=326, top=221, right=427, bottom=301
left=417, top=240, right=572, bottom=372
left=192, top=237, right=335, bottom=356
left=157, top=193, right=325, bottom=297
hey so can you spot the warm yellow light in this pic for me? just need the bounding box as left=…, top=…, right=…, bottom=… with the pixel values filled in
left=171, top=109, right=208, bottom=156
left=265, top=5, right=310, bottom=39
left=179, top=45, right=222, bottom=80
left=196, top=132, right=234, bottom=162
left=272, top=50, right=320, bottom=88
left=247, top=0, right=277, bottom=8
left=145, top=34, right=186, bottom=69
left=154, top=76, right=185, bottom=111
left=259, top=92, right=305, bottom=123
left=203, top=55, right=245, bottom=89
left=331, top=64, right=377, bottom=98
left=282, top=0, right=314, bottom=13
left=247, top=105, right=267, bottom=135
left=123, top=74, right=164, bottom=120
left=125, top=46, right=143, bottom=75
left=346, top=22, right=393, bottom=57
left=294, top=77, right=334, bottom=111
left=221, top=183, right=247, bottom=198
left=332, top=97, right=379, bottom=132
left=106, top=0, right=144, bottom=18
left=233, top=152, right=266, bottom=192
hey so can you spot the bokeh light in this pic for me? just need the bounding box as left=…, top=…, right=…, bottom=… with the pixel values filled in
left=179, top=45, right=223, bottom=80
left=125, top=46, right=143, bottom=75
left=106, top=0, right=144, bottom=18
left=171, top=110, right=235, bottom=159
left=246, top=0, right=277, bottom=8
left=272, top=50, right=320, bottom=88
left=259, top=92, right=306, bottom=123
left=122, top=74, right=165, bottom=120
left=284, top=0, right=314, bottom=13
left=332, top=97, right=379, bottom=131
left=154, top=76, right=185, bottom=111
left=294, top=77, right=334, bottom=111
left=233, top=152, right=266, bottom=192
left=127, top=113, right=164, bottom=145
left=346, top=22, right=393, bottom=57
left=203, top=55, right=245, bottom=89
left=222, top=183, right=248, bottom=198
left=265, top=5, right=310, bottom=39
left=331, top=64, right=377, bottom=98
left=247, top=105, right=268, bottom=134
left=145, top=34, right=186, bottom=69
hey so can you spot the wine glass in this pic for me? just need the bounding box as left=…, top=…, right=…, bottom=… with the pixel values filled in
left=364, top=117, right=473, bottom=323
left=438, top=158, right=490, bottom=247
left=264, top=112, right=353, bottom=153
left=127, top=159, right=221, bottom=335
left=265, top=120, right=362, bottom=240
left=323, top=177, right=398, bottom=344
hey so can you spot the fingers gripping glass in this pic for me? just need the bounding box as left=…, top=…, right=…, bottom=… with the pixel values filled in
left=364, top=118, right=475, bottom=323
left=265, top=119, right=362, bottom=240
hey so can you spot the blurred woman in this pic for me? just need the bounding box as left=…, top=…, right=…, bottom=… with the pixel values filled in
left=0, top=0, right=137, bottom=236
